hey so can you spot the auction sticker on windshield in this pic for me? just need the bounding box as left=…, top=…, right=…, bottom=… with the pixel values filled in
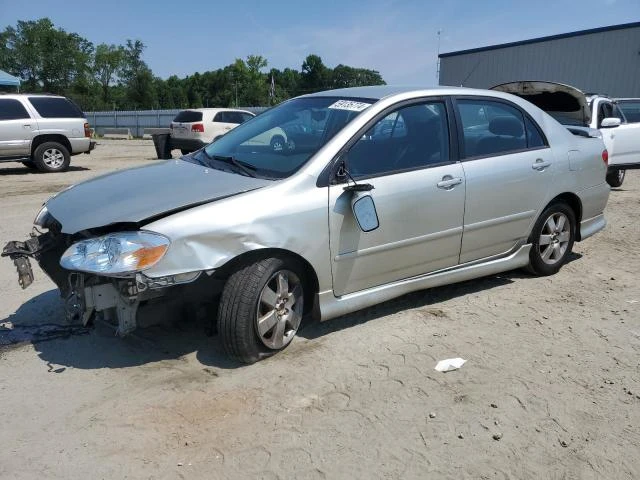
left=328, top=100, right=372, bottom=112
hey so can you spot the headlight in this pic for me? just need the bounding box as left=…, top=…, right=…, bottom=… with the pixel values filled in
left=34, top=205, right=51, bottom=227
left=60, top=231, right=170, bottom=275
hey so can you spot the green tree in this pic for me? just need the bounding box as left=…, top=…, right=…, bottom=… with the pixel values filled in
left=1, top=18, right=94, bottom=94
left=120, top=39, right=155, bottom=109
left=331, top=64, right=385, bottom=88
left=300, top=54, right=330, bottom=93
left=93, top=43, right=125, bottom=106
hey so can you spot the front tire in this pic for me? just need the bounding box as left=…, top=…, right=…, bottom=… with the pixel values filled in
left=217, top=257, right=305, bottom=364
left=606, top=169, right=625, bottom=188
left=526, top=202, right=576, bottom=276
left=32, top=142, right=70, bottom=172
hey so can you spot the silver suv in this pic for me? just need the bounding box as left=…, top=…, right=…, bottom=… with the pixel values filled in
left=0, top=93, right=96, bottom=172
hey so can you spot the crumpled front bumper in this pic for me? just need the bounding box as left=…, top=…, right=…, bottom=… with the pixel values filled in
left=3, top=230, right=208, bottom=335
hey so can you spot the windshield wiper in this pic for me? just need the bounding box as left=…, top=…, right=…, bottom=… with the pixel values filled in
left=208, top=154, right=257, bottom=177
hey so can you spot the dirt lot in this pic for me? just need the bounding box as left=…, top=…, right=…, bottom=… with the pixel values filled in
left=1, top=140, right=639, bottom=479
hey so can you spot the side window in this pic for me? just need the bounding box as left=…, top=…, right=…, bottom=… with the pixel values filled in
left=213, top=112, right=226, bottom=123
left=28, top=97, right=83, bottom=118
left=612, top=104, right=625, bottom=123
left=525, top=117, right=547, bottom=149
left=346, top=101, right=450, bottom=178
left=240, top=113, right=254, bottom=123
left=618, top=101, right=640, bottom=123
left=0, top=99, right=31, bottom=120
left=226, top=112, right=246, bottom=124
left=457, top=99, right=526, bottom=158
left=597, top=102, right=614, bottom=127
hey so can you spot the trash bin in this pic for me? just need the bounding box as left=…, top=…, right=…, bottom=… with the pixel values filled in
left=151, top=133, right=172, bottom=160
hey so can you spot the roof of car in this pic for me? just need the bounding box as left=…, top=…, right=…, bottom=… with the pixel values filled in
left=182, top=108, right=254, bottom=113
left=0, top=92, right=66, bottom=98
left=304, top=85, right=485, bottom=101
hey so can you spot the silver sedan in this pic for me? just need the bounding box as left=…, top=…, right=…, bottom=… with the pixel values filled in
left=3, top=86, right=610, bottom=363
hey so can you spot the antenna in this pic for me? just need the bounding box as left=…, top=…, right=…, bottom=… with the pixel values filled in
left=460, top=58, right=482, bottom=87
left=436, top=29, right=442, bottom=82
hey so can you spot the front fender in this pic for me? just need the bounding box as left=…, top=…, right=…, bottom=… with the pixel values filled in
left=141, top=174, right=333, bottom=291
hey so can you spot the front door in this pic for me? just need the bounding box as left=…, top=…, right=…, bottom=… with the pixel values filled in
left=328, top=100, right=466, bottom=296
left=0, top=98, right=35, bottom=157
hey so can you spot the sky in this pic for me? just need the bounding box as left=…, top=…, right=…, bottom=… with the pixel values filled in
left=1, top=0, right=639, bottom=85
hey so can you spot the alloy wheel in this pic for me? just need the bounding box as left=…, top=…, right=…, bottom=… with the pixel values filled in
left=42, top=148, right=65, bottom=169
left=538, top=212, right=571, bottom=265
left=256, top=270, right=303, bottom=350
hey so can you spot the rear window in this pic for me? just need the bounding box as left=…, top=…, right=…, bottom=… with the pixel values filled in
left=173, top=110, right=203, bottom=123
left=28, top=97, right=84, bottom=118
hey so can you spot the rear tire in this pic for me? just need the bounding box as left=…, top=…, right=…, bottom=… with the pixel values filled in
left=526, top=202, right=576, bottom=276
left=606, top=169, right=625, bottom=188
left=32, top=142, right=70, bottom=172
left=217, top=256, right=305, bottom=364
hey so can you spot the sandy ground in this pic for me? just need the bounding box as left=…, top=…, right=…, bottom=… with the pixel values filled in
left=0, top=140, right=638, bottom=479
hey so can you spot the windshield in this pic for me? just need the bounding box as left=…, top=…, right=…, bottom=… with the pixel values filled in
left=195, top=96, right=374, bottom=179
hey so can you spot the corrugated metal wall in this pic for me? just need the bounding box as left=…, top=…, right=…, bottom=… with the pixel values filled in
left=85, top=107, right=268, bottom=137
left=439, top=26, right=640, bottom=97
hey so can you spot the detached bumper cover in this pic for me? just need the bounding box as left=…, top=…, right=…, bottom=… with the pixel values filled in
left=2, top=235, right=59, bottom=289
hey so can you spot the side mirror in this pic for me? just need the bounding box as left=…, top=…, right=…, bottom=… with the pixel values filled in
left=601, top=117, right=621, bottom=128
left=352, top=195, right=379, bottom=232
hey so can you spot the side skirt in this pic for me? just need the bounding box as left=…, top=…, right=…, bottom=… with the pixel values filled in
left=318, top=244, right=532, bottom=322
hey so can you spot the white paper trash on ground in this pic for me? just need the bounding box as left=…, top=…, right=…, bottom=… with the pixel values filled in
left=435, top=358, right=467, bottom=372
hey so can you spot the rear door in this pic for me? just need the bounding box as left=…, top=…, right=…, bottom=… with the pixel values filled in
left=211, top=111, right=237, bottom=140
left=0, top=98, right=35, bottom=157
left=328, top=99, right=466, bottom=296
left=454, top=97, right=553, bottom=263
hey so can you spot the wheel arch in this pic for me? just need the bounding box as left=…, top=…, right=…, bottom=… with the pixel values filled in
left=214, top=247, right=320, bottom=315
left=544, top=192, right=583, bottom=240
left=31, top=135, right=72, bottom=156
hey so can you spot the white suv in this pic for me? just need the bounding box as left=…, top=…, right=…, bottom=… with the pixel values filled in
left=169, top=108, right=255, bottom=154
left=0, top=93, right=95, bottom=172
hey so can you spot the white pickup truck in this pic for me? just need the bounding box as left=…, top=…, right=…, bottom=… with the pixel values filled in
left=492, top=82, right=640, bottom=187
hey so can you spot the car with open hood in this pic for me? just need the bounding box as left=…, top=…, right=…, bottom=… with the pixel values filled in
left=491, top=81, right=640, bottom=187
left=3, top=86, right=610, bottom=363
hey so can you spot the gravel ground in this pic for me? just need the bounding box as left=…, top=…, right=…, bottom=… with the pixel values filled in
left=1, top=140, right=639, bottom=479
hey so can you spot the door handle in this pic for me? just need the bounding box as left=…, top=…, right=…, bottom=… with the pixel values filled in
left=437, top=176, right=463, bottom=189
left=23, top=124, right=31, bottom=128
left=532, top=158, right=551, bottom=171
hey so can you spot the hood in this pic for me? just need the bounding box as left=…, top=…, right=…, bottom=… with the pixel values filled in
left=491, top=81, right=591, bottom=126
left=45, top=160, right=273, bottom=234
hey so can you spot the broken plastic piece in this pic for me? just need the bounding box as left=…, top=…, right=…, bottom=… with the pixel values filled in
left=435, top=358, right=467, bottom=372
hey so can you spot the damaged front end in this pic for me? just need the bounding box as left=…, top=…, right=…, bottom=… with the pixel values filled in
left=2, top=209, right=212, bottom=336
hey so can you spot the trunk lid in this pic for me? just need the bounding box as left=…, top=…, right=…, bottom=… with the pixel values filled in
left=491, top=81, right=591, bottom=127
